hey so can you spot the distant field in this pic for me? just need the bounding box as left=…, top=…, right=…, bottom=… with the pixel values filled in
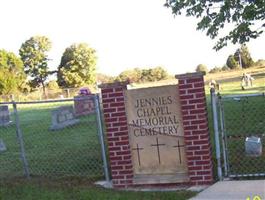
left=130, top=66, right=265, bottom=95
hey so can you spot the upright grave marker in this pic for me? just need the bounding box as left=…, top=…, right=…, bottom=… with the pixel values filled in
left=0, top=105, right=11, bottom=126
left=0, top=139, right=7, bottom=152
left=74, top=88, right=95, bottom=116
left=50, top=106, right=80, bottom=130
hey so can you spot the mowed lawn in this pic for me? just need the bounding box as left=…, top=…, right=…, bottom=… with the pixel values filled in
left=0, top=181, right=196, bottom=200
left=0, top=101, right=197, bottom=200
left=206, top=73, right=265, bottom=177
left=1, top=73, right=265, bottom=200
left=0, top=101, right=104, bottom=180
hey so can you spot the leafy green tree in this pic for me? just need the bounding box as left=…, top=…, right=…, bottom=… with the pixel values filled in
left=209, top=66, right=222, bottom=73
left=57, top=43, right=97, bottom=88
left=255, top=59, right=265, bottom=67
left=196, top=64, right=208, bottom=73
left=116, top=67, right=169, bottom=83
left=149, top=67, right=169, bottom=81
left=46, top=80, right=60, bottom=90
left=116, top=68, right=142, bottom=83
left=226, top=55, right=239, bottom=69
left=19, top=36, right=52, bottom=96
left=165, top=0, right=265, bottom=50
left=96, top=73, right=115, bottom=84
left=221, top=65, right=230, bottom=71
left=234, top=44, right=254, bottom=68
left=0, top=50, right=26, bottom=95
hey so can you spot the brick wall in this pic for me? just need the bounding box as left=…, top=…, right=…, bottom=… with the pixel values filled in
left=100, top=82, right=133, bottom=188
left=100, top=73, right=213, bottom=188
left=176, top=72, right=213, bottom=185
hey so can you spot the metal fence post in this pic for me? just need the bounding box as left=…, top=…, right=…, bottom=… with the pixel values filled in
left=12, top=101, right=30, bottom=178
left=218, top=96, right=229, bottom=176
left=94, top=94, right=110, bottom=183
left=210, top=88, right=222, bottom=180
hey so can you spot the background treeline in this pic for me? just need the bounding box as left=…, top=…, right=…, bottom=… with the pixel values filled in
left=0, top=35, right=171, bottom=99
left=1, top=34, right=265, bottom=100
left=97, top=67, right=171, bottom=84
left=196, top=44, right=265, bottom=74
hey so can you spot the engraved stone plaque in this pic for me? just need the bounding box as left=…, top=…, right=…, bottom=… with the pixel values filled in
left=125, top=85, right=189, bottom=184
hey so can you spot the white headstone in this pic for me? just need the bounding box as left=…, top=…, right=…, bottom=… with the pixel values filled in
left=245, top=136, right=262, bottom=157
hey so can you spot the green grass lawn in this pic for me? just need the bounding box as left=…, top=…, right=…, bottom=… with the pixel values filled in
left=0, top=180, right=196, bottom=200
left=0, top=101, right=104, bottom=180
left=206, top=74, right=265, bottom=178
left=1, top=73, right=265, bottom=199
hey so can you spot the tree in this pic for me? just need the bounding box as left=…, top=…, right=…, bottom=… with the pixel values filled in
left=57, top=43, right=97, bottom=88
left=0, top=50, right=26, bottom=95
left=234, top=44, right=254, bottom=68
left=165, top=0, right=265, bottom=50
left=209, top=66, right=222, bottom=73
left=96, top=73, right=115, bottom=84
left=196, top=64, right=208, bottom=73
left=149, top=67, right=169, bottom=81
left=19, top=36, right=52, bottom=96
left=116, top=68, right=142, bottom=83
left=226, top=55, right=239, bottom=69
left=46, top=80, right=60, bottom=90
left=116, top=67, right=169, bottom=83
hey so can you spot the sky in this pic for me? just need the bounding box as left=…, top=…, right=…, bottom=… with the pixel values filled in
left=1, top=0, right=265, bottom=76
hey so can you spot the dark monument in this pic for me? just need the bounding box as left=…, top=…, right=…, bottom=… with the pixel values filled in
left=74, top=88, right=95, bottom=116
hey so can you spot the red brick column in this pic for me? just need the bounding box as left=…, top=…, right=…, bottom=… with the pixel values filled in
left=176, top=72, right=213, bottom=185
left=100, top=82, right=133, bottom=188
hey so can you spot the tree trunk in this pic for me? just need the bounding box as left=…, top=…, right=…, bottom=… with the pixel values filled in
left=41, top=81, right=47, bottom=99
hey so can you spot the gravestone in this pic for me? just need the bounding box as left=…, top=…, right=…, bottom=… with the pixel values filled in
left=125, top=85, right=188, bottom=184
left=74, top=88, right=95, bottom=116
left=0, top=139, right=7, bottom=152
left=245, top=136, right=262, bottom=157
left=0, top=105, right=11, bottom=126
left=74, top=96, right=95, bottom=116
left=50, top=106, right=80, bottom=130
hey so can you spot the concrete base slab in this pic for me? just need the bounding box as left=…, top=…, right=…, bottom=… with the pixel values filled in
left=187, top=185, right=209, bottom=192
left=190, top=180, right=265, bottom=200
left=94, top=180, right=113, bottom=189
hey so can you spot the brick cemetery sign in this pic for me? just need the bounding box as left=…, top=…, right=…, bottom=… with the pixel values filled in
left=125, top=85, right=188, bottom=184
left=0, top=105, right=11, bottom=126
left=100, top=72, right=213, bottom=188
left=0, top=139, right=7, bottom=153
left=50, top=106, right=80, bottom=130
left=74, top=88, right=95, bottom=116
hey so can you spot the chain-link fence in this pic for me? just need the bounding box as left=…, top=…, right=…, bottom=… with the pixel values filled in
left=214, top=92, right=265, bottom=178
left=0, top=87, right=92, bottom=102
left=0, top=95, right=109, bottom=182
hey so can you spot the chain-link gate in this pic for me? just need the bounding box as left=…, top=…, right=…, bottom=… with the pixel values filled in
left=211, top=89, right=265, bottom=179
left=0, top=95, right=109, bottom=182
